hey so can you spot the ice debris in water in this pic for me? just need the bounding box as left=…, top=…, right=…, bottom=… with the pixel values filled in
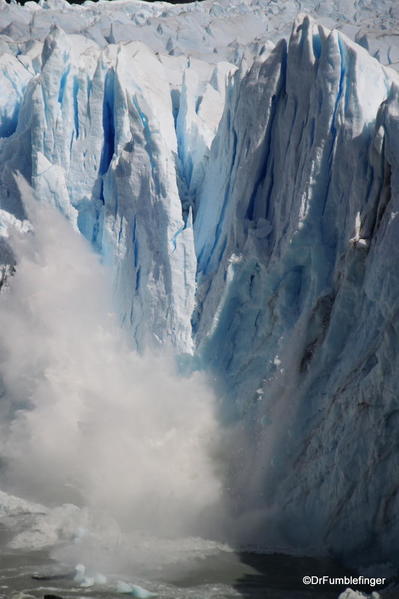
left=74, top=563, right=107, bottom=587
left=116, top=581, right=157, bottom=598
left=73, top=565, right=155, bottom=596
left=338, top=590, right=381, bottom=599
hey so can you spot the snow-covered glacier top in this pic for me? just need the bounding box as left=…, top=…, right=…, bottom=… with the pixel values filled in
left=0, top=0, right=399, bottom=68
left=1, top=0, right=399, bottom=579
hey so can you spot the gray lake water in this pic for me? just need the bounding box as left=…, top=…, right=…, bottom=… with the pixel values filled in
left=0, top=534, right=395, bottom=599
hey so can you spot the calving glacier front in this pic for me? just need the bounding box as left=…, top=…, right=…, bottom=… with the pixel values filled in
left=196, top=17, right=399, bottom=564
left=1, top=0, right=399, bottom=570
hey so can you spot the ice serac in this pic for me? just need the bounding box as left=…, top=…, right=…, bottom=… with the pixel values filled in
left=194, top=15, right=399, bottom=563
left=97, top=41, right=197, bottom=352
left=0, top=12, right=238, bottom=353
left=0, top=26, right=214, bottom=353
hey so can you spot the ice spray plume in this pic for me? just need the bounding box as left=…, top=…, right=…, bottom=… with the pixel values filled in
left=0, top=176, right=222, bottom=549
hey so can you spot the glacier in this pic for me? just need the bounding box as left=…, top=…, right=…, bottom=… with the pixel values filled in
left=193, top=14, right=399, bottom=564
left=0, top=0, right=399, bottom=580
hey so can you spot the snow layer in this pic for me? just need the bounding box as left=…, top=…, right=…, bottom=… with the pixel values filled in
left=0, top=0, right=398, bottom=70
left=1, top=0, right=399, bottom=568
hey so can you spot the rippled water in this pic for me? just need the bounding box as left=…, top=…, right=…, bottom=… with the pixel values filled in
left=0, top=500, right=395, bottom=599
left=0, top=534, right=392, bottom=599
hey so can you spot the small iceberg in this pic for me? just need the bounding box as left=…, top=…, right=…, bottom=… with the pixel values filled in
left=116, top=580, right=157, bottom=598
left=74, top=564, right=107, bottom=587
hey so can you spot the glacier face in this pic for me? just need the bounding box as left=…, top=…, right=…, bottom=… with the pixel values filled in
left=194, top=17, right=399, bottom=563
left=1, top=0, right=399, bottom=568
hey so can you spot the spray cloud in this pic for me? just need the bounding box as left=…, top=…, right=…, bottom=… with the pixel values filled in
left=0, top=179, right=221, bottom=545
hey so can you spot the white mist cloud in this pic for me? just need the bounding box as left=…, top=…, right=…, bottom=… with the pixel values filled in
left=0, top=178, right=221, bottom=541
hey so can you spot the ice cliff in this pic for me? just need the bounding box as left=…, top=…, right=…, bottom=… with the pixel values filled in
left=1, top=0, right=399, bottom=568
left=194, top=16, right=399, bottom=566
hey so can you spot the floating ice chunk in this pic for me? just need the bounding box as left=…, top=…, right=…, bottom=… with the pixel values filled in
left=116, top=581, right=157, bottom=598
left=337, top=590, right=380, bottom=599
left=74, top=564, right=107, bottom=587
left=116, top=581, right=133, bottom=593
left=73, top=563, right=86, bottom=582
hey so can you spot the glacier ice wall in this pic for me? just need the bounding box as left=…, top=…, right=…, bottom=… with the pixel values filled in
left=194, top=16, right=399, bottom=563
left=0, top=26, right=222, bottom=353
left=1, top=0, right=399, bottom=567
